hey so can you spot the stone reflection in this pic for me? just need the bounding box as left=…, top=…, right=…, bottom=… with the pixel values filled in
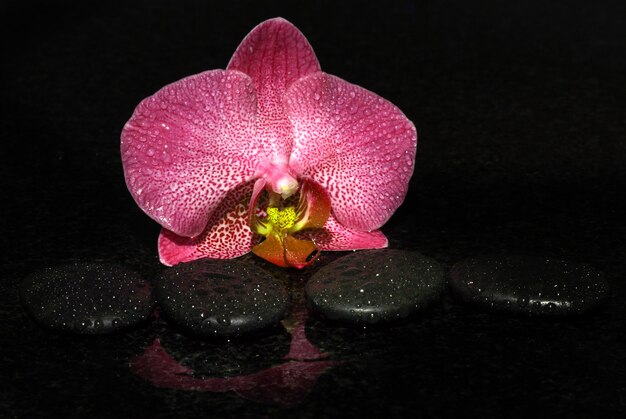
left=131, top=257, right=336, bottom=406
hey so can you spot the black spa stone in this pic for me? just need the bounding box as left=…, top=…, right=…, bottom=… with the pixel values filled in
left=20, top=262, right=155, bottom=334
left=305, top=249, right=445, bottom=324
left=155, top=259, right=289, bottom=337
left=449, top=255, right=610, bottom=315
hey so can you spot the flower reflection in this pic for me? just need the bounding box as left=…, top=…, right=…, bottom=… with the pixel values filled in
left=130, top=300, right=336, bottom=406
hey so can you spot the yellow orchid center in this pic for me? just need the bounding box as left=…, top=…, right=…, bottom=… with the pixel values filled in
left=249, top=178, right=331, bottom=269
left=266, top=206, right=297, bottom=231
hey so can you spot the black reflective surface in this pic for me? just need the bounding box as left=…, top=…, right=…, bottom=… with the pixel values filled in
left=3, top=0, right=625, bottom=417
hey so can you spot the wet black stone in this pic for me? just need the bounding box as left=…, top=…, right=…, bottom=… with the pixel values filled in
left=449, top=255, right=610, bottom=315
left=305, top=249, right=445, bottom=324
left=20, top=262, right=155, bottom=334
left=155, top=259, right=289, bottom=337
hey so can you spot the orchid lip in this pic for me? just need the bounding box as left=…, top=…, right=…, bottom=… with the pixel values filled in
left=249, top=178, right=331, bottom=268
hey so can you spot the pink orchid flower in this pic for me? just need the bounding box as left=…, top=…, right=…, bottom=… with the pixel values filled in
left=121, top=18, right=417, bottom=268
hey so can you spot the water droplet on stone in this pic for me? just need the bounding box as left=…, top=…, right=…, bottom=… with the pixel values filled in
left=449, top=255, right=609, bottom=316
left=20, top=263, right=154, bottom=334
left=306, top=250, right=444, bottom=324
left=155, top=259, right=288, bottom=337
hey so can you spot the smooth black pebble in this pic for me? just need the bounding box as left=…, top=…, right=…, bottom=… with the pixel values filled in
left=20, top=262, right=155, bottom=334
left=449, top=255, right=610, bottom=315
left=155, top=259, right=289, bottom=337
left=305, top=249, right=445, bottom=324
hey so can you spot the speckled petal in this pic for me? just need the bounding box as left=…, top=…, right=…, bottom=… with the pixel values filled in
left=291, top=177, right=330, bottom=232
left=158, top=182, right=260, bottom=266
left=297, top=214, right=388, bottom=251
left=286, top=73, right=417, bottom=231
left=227, top=17, right=321, bottom=161
left=121, top=69, right=263, bottom=238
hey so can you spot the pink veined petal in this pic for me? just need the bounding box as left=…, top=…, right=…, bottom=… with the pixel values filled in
left=227, top=18, right=321, bottom=161
left=247, top=177, right=267, bottom=227
left=297, top=214, right=388, bottom=251
left=286, top=73, right=417, bottom=231
left=121, top=69, right=265, bottom=238
left=158, top=182, right=260, bottom=266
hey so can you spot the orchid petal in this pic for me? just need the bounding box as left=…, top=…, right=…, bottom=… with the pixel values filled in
left=298, top=214, right=388, bottom=251
left=158, top=182, right=259, bottom=266
left=247, top=177, right=267, bottom=230
left=227, top=18, right=321, bottom=161
left=291, top=177, right=330, bottom=232
left=283, top=235, right=319, bottom=268
left=251, top=233, right=319, bottom=269
left=121, top=69, right=264, bottom=238
left=228, top=17, right=320, bottom=107
left=286, top=73, right=417, bottom=231
left=251, top=234, right=287, bottom=267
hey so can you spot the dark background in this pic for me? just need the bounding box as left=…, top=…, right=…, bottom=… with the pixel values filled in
left=2, top=0, right=625, bottom=417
